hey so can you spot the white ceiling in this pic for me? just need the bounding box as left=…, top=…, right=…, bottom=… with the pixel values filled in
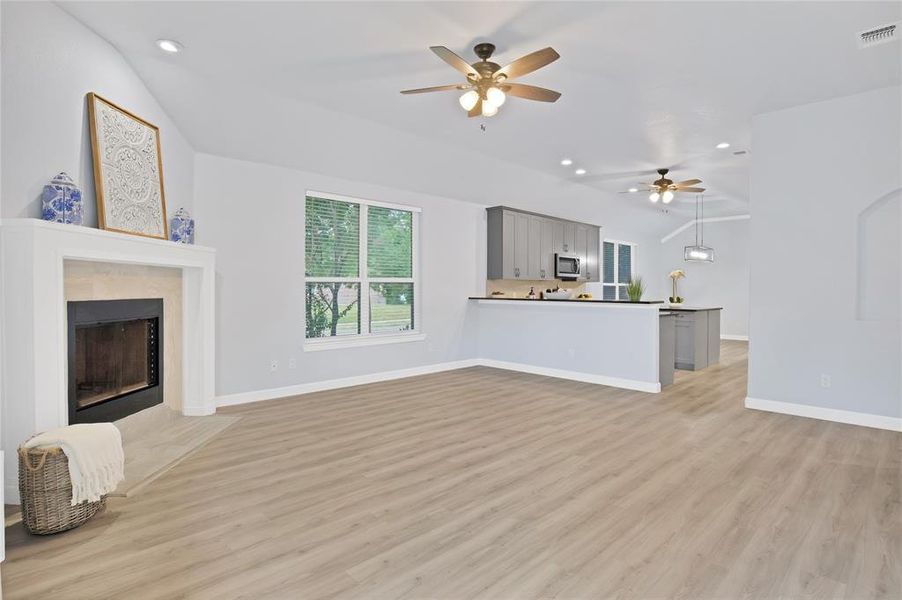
left=61, top=1, right=901, bottom=220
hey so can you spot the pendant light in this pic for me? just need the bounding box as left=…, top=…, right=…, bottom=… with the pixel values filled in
left=684, top=193, right=715, bottom=262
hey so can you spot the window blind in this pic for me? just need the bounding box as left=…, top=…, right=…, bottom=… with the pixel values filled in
left=305, top=196, right=359, bottom=277
left=617, top=243, right=632, bottom=283
left=367, top=206, right=412, bottom=278
left=603, top=241, right=615, bottom=284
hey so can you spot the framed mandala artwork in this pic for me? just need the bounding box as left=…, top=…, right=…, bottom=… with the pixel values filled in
left=87, top=93, right=168, bottom=239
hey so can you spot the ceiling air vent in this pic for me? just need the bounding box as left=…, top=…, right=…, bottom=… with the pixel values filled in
left=858, top=22, right=898, bottom=48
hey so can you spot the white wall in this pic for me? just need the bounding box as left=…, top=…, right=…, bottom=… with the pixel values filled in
left=0, top=2, right=195, bottom=224
left=749, top=86, right=901, bottom=421
left=659, top=218, right=750, bottom=337
left=194, top=153, right=486, bottom=397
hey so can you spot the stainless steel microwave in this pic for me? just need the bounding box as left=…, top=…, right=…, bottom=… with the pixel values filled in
left=555, top=254, right=581, bottom=280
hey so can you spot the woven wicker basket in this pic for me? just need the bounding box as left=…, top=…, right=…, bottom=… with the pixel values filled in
left=18, top=445, right=106, bottom=535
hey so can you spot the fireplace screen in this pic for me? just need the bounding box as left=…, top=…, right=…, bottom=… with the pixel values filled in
left=68, top=298, right=163, bottom=424
left=74, top=318, right=158, bottom=409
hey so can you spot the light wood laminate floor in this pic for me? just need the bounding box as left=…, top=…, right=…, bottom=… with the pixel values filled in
left=3, top=342, right=900, bottom=599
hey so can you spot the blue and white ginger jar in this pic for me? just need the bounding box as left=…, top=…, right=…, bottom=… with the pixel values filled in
left=170, top=207, right=195, bottom=244
left=41, top=172, right=84, bottom=225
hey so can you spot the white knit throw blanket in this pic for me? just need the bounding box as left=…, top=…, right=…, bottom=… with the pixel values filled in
left=25, top=423, right=124, bottom=506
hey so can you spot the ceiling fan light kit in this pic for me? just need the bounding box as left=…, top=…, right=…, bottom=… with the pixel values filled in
left=639, top=168, right=705, bottom=204
left=401, top=42, right=561, bottom=118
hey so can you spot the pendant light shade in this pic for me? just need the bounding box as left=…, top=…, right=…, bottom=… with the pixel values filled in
left=684, top=245, right=715, bottom=262
left=684, top=193, right=715, bottom=263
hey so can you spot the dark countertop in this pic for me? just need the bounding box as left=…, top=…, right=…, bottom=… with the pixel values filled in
left=469, top=296, right=664, bottom=305
left=661, top=307, right=723, bottom=312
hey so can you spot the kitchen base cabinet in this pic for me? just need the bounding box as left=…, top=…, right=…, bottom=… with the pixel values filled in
left=673, top=308, right=722, bottom=371
left=659, top=313, right=676, bottom=386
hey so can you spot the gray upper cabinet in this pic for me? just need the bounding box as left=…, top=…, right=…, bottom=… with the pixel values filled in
left=526, top=216, right=543, bottom=279
left=487, top=207, right=600, bottom=281
left=585, top=226, right=600, bottom=282
left=562, top=222, right=576, bottom=254
left=575, top=224, right=588, bottom=279
left=552, top=220, right=565, bottom=254
left=500, top=210, right=516, bottom=279
left=540, top=218, right=554, bottom=280
left=513, top=212, right=529, bottom=279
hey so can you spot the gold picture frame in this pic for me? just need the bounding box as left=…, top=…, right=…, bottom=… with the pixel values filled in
left=87, top=92, right=169, bottom=240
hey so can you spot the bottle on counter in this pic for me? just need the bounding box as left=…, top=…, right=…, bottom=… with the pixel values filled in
left=527, top=286, right=537, bottom=300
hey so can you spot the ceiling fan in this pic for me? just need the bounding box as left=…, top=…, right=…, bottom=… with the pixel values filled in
left=623, top=168, right=705, bottom=204
left=400, top=42, right=561, bottom=118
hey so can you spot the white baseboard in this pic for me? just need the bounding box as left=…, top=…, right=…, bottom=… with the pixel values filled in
left=721, top=334, right=749, bottom=341
left=745, top=397, right=902, bottom=431
left=216, top=359, right=480, bottom=407
left=477, top=359, right=661, bottom=393
left=216, top=358, right=661, bottom=408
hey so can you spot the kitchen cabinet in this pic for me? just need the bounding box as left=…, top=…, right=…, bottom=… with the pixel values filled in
left=586, top=227, right=600, bottom=282
left=540, top=218, right=554, bottom=280
left=526, top=216, right=542, bottom=279
left=514, top=212, right=529, bottom=279
left=575, top=224, right=588, bottom=272
left=562, top=222, right=576, bottom=254
left=552, top=220, right=565, bottom=254
left=673, top=309, right=722, bottom=370
left=659, top=313, right=676, bottom=386
left=500, top=210, right=516, bottom=279
left=486, top=206, right=600, bottom=281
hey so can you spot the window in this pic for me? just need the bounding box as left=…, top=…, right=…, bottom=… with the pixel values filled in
left=602, top=240, right=635, bottom=300
left=305, top=192, right=421, bottom=349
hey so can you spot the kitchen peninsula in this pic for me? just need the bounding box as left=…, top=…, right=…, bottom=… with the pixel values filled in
left=467, top=297, right=723, bottom=392
left=467, top=297, right=665, bottom=392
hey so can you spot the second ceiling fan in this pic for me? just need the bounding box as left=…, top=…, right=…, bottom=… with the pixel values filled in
left=632, top=169, right=705, bottom=204
left=401, top=43, right=561, bottom=118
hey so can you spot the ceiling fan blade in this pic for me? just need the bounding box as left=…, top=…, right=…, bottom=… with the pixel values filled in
left=400, top=84, right=467, bottom=95
left=674, top=178, right=702, bottom=187
left=430, top=46, right=479, bottom=79
left=678, top=187, right=706, bottom=193
left=502, top=83, right=561, bottom=102
left=468, top=98, right=482, bottom=118
left=495, top=47, right=560, bottom=81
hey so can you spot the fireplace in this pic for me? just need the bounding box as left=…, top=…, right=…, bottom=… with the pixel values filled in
left=68, top=299, right=163, bottom=424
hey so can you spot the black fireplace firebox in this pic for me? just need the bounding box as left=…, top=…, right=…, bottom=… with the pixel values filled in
left=67, top=299, right=164, bottom=424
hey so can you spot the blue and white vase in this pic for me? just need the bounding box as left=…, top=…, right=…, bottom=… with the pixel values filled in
left=169, top=207, right=195, bottom=244
left=41, top=172, right=83, bottom=225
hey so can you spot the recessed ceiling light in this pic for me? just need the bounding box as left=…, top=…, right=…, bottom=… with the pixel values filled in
left=560, top=158, right=573, bottom=166
left=156, top=39, right=183, bottom=53
left=628, top=188, right=638, bottom=193
left=716, top=142, right=730, bottom=149
left=574, top=168, right=586, bottom=175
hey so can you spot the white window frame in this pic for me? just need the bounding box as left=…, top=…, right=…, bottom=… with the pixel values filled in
left=304, top=190, right=423, bottom=351
left=602, top=239, right=636, bottom=301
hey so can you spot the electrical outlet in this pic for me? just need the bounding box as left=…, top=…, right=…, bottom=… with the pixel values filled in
left=820, top=374, right=831, bottom=388
left=270, top=359, right=279, bottom=372
left=288, top=357, right=297, bottom=370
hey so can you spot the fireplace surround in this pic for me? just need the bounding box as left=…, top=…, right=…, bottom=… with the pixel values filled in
left=0, top=218, right=216, bottom=504
left=68, top=299, right=164, bottom=423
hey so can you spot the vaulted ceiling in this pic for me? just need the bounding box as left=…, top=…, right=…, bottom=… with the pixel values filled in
left=62, top=1, right=901, bottom=222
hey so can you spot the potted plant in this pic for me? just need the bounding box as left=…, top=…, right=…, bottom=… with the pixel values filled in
left=626, top=276, right=645, bottom=302
left=668, top=270, right=685, bottom=306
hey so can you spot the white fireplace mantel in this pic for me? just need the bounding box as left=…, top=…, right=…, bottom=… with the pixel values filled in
left=0, top=218, right=216, bottom=503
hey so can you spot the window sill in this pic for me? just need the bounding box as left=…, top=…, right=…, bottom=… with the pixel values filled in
left=304, top=332, right=426, bottom=352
